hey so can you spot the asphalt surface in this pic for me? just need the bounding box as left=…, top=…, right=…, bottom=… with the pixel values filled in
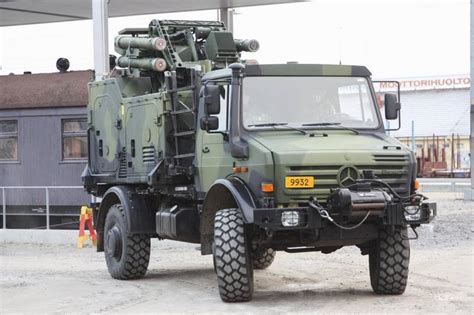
left=1, top=193, right=473, bottom=313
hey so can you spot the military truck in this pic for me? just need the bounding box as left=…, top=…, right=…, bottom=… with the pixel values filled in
left=82, top=19, right=436, bottom=302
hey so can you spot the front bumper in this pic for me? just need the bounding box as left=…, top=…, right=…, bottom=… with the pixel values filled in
left=251, top=201, right=436, bottom=250
left=253, top=201, right=437, bottom=232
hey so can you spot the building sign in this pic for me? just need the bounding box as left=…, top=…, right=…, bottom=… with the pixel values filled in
left=375, top=74, right=470, bottom=92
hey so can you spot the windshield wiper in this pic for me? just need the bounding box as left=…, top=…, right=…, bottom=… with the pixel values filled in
left=301, top=122, right=360, bottom=135
left=302, top=123, right=340, bottom=127
left=248, top=122, right=308, bottom=135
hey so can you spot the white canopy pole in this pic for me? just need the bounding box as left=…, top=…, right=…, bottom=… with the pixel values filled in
left=466, top=0, right=474, bottom=200
left=228, top=9, right=234, bottom=33
left=218, top=8, right=234, bottom=32
left=92, top=0, right=109, bottom=80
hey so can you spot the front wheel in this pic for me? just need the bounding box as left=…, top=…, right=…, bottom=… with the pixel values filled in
left=252, top=248, right=276, bottom=270
left=369, top=227, right=410, bottom=294
left=104, top=204, right=151, bottom=280
left=213, top=208, right=254, bottom=302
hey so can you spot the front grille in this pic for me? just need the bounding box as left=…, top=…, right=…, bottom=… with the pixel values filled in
left=372, top=154, right=409, bottom=163
left=285, top=153, right=411, bottom=203
left=142, top=146, right=156, bottom=164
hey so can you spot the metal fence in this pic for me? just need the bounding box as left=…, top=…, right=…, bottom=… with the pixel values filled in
left=419, top=181, right=471, bottom=199
left=419, top=181, right=470, bottom=192
left=1, top=182, right=470, bottom=230
left=1, top=186, right=92, bottom=230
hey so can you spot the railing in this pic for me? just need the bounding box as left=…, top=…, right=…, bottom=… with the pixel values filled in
left=1, top=186, right=93, bottom=230
left=419, top=181, right=470, bottom=191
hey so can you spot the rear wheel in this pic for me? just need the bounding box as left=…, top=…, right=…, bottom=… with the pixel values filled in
left=251, top=248, right=276, bottom=270
left=213, top=208, right=254, bottom=302
left=104, top=204, right=150, bottom=280
left=369, top=227, right=410, bottom=294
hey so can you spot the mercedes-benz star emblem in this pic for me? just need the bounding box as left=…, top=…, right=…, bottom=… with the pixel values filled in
left=337, top=166, right=360, bottom=187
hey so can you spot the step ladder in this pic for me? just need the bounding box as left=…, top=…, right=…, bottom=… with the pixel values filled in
left=153, top=19, right=203, bottom=173
left=165, top=70, right=199, bottom=169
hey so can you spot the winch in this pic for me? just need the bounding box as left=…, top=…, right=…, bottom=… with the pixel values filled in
left=326, top=185, right=390, bottom=218
left=317, top=177, right=436, bottom=228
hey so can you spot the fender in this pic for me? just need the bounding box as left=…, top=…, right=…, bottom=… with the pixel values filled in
left=95, top=185, right=156, bottom=251
left=200, top=177, right=258, bottom=255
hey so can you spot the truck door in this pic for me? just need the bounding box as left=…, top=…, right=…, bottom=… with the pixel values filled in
left=90, top=94, right=120, bottom=174
left=125, top=103, right=160, bottom=177
left=196, top=83, right=234, bottom=191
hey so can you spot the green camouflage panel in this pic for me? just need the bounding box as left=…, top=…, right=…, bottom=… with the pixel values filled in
left=248, top=131, right=410, bottom=203
left=195, top=132, right=274, bottom=192
left=88, top=80, right=122, bottom=173
left=88, top=77, right=167, bottom=180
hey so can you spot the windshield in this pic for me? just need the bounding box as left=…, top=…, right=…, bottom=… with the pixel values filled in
left=242, top=76, right=380, bottom=129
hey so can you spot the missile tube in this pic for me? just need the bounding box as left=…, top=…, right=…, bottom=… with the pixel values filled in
left=117, top=56, right=167, bottom=72
left=116, top=36, right=167, bottom=51
left=234, top=39, right=260, bottom=52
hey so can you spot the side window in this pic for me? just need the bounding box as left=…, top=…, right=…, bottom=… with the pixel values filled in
left=0, top=120, right=18, bottom=161
left=62, top=119, right=87, bottom=160
left=212, top=84, right=230, bottom=132
left=338, top=83, right=376, bottom=126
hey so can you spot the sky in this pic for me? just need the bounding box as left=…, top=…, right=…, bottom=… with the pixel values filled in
left=0, top=0, right=470, bottom=79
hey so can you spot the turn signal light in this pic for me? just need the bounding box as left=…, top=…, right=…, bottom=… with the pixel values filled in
left=413, top=179, right=420, bottom=191
left=261, top=182, right=274, bottom=193
left=232, top=166, right=248, bottom=173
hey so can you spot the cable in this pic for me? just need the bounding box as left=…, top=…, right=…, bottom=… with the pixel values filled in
left=309, top=200, right=371, bottom=230
left=354, top=179, right=428, bottom=202
left=325, top=210, right=371, bottom=230
left=403, top=225, right=419, bottom=240
left=404, top=206, right=421, bottom=215
left=355, top=179, right=402, bottom=198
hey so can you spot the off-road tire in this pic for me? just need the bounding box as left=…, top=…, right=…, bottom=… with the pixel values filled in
left=104, top=204, right=150, bottom=280
left=369, top=227, right=410, bottom=294
left=251, top=248, right=276, bottom=270
left=213, top=209, right=254, bottom=302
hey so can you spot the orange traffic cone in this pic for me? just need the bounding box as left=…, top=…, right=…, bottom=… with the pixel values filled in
left=77, top=206, right=97, bottom=248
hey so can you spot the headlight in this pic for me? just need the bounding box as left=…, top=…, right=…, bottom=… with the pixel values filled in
left=404, top=205, right=421, bottom=221
left=281, top=211, right=300, bottom=227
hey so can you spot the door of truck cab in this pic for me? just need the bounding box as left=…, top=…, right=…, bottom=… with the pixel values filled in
left=196, top=81, right=234, bottom=192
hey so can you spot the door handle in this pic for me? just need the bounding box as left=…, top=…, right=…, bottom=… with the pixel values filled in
left=202, top=147, right=210, bottom=153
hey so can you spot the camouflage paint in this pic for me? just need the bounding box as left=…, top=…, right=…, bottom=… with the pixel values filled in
left=248, top=131, right=411, bottom=203
left=85, top=19, right=413, bottom=210
left=195, top=132, right=274, bottom=192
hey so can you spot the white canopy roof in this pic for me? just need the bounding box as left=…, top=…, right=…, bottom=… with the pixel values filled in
left=0, top=0, right=304, bottom=27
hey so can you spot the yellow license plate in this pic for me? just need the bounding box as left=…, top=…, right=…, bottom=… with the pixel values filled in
left=285, top=176, right=315, bottom=188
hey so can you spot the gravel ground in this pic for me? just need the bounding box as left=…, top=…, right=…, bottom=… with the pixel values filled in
left=1, top=193, right=473, bottom=314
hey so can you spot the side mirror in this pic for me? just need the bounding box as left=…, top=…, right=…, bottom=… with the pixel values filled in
left=200, top=116, right=219, bottom=131
left=384, top=93, right=401, bottom=120
left=205, top=85, right=221, bottom=115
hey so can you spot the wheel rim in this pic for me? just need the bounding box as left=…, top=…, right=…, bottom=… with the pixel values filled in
left=106, top=225, right=123, bottom=261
